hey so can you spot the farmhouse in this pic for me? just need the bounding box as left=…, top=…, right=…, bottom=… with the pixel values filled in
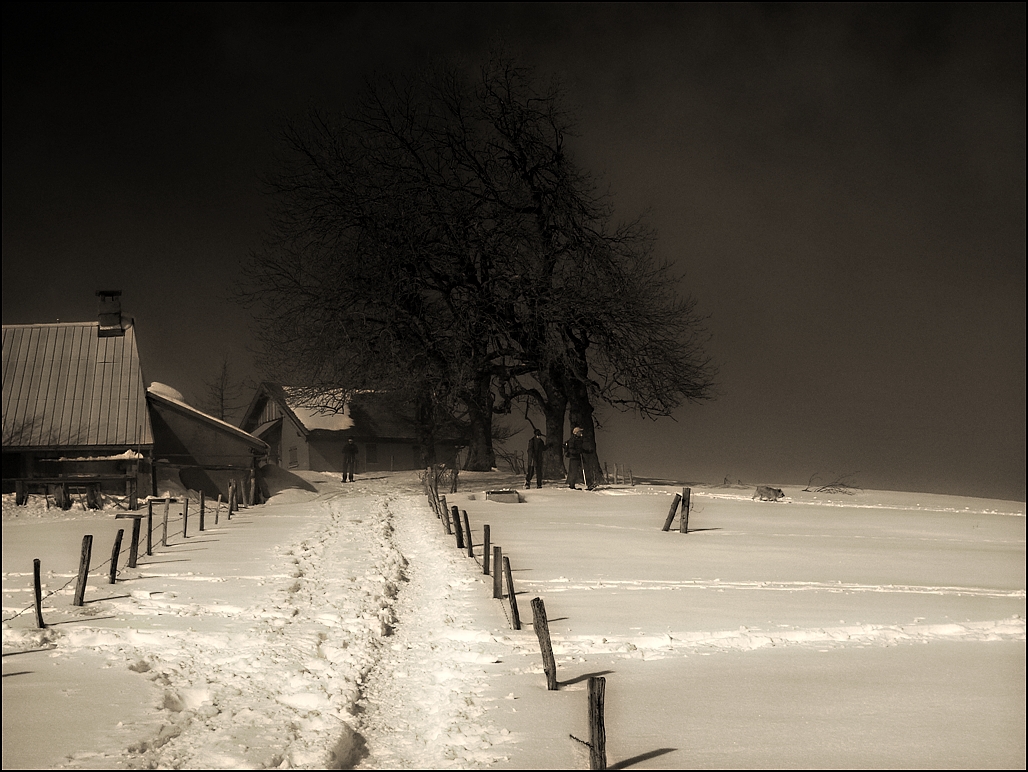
left=2, top=292, right=153, bottom=508
left=2, top=291, right=268, bottom=508
left=240, top=382, right=460, bottom=474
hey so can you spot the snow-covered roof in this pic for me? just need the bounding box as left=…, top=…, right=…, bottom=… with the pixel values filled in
left=146, top=384, right=268, bottom=449
left=283, top=388, right=355, bottom=432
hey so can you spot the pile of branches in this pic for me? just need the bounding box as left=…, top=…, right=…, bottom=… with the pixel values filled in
left=803, top=472, right=861, bottom=495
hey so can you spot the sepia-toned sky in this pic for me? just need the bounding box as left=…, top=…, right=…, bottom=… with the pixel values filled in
left=3, top=3, right=1024, bottom=500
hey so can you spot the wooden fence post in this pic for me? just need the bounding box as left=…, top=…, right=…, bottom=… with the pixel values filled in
left=108, top=529, right=124, bottom=584
left=482, top=525, right=491, bottom=575
left=493, top=546, right=502, bottom=599
left=199, top=490, right=205, bottom=532
left=531, top=597, right=558, bottom=690
left=662, top=493, right=682, bottom=532
left=162, top=498, right=170, bottom=547
left=441, top=500, right=453, bottom=535
left=462, top=511, right=474, bottom=558
left=503, top=556, right=521, bottom=630
left=146, top=502, right=153, bottom=556
left=681, top=487, right=691, bottom=534
left=33, top=558, right=44, bottom=628
left=451, top=505, right=465, bottom=549
left=73, top=535, right=93, bottom=606
left=589, top=676, right=607, bottom=770
left=215, top=494, right=222, bottom=525
left=183, top=498, right=189, bottom=538
left=129, top=516, right=141, bottom=568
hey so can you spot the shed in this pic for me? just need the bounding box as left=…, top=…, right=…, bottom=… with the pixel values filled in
left=147, top=384, right=269, bottom=501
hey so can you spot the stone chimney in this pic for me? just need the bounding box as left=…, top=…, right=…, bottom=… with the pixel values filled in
left=96, top=290, right=125, bottom=337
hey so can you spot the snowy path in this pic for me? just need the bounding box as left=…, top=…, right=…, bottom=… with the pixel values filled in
left=352, top=494, right=517, bottom=769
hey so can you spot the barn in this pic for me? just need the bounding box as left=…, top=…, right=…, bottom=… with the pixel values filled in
left=2, top=292, right=153, bottom=508
left=2, top=291, right=268, bottom=508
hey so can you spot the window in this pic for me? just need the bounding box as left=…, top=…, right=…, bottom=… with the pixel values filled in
left=288, top=446, right=298, bottom=468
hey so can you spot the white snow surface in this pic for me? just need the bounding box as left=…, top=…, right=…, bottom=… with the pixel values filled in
left=3, top=472, right=1025, bottom=769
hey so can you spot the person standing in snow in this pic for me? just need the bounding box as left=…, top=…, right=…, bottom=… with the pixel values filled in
left=342, top=438, right=359, bottom=482
left=564, top=426, right=594, bottom=490
left=525, top=428, right=546, bottom=489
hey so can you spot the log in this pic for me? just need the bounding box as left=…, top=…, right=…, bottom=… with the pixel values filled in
left=73, top=535, right=93, bottom=606
left=108, top=529, right=124, bottom=584
left=503, top=556, right=521, bottom=630
left=531, top=597, right=558, bottom=690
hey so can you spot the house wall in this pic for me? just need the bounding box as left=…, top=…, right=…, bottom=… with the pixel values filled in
left=307, top=437, right=458, bottom=473
left=280, top=416, right=309, bottom=470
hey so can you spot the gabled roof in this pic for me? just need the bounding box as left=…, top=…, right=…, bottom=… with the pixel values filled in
left=2, top=322, right=153, bottom=449
left=242, top=382, right=422, bottom=441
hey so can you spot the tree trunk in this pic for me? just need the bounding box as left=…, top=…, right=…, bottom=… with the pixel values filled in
left=537, top=364, right=568, bottom=480
left=565, top=370, right=603, bottom=484
left=462, top=372, right=495, bottom=471
left=414, top=383, right=437, bottom=467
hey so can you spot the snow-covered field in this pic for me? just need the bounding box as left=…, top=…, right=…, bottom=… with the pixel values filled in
left=3, top=470, right=1024, bottom=769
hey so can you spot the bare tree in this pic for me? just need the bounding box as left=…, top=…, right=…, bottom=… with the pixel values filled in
left=243, top=54, right=715, bottom=471
left=200, top=356, right=246, bottom=423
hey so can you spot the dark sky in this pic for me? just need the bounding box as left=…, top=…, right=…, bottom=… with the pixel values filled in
left=3, top=3, right=1025, bottom=501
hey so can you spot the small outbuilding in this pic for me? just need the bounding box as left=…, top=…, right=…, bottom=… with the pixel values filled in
left=147, top=383, right=269, bottom=502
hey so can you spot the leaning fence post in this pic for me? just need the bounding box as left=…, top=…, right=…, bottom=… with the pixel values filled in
left=451, top=505, right=465, bottom=549
left=108, top=529, right=124, bottom=584
left=441, top=501, right=453, bottom=535
left=462, top=511, right=474, bottom=558
left=493, top=546, right=502, bottom=599
left=503, top=556, right=521, bottom=630
left=183, top=498, right=189, bottom=538
left=128, top=516, right=141, bottom=568
left=588, top=676, right=607, bottom=770
left=33, top=558, right=45, bottom=628
left=483, top=525, right=491, bottom=575
left=146, top=501, right=153, bottom=556
left=531, top=597, right=558, bottom=690
left=662, top=493, right=682, bottom=532
left=199, top=490, right=205, bottom=532
left=681, top=487, right=691, bottom=534
left=73, top=535, right=93, bottom=607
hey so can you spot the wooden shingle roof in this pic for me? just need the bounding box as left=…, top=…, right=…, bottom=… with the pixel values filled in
left=2, top=322, right=153, bottom=450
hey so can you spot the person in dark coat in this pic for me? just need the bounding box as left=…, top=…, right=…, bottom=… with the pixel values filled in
left=564, top=426, right=594, bottom=490
left=525, top=429, right=546, bottom=489
left=342, top=438, right=359, bottom=482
